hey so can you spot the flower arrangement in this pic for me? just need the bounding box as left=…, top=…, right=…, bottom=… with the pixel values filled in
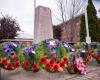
left=22, top=47, right=39, bottom=72
left=0, top=42, right=20, bottom=70
left=36, top=39, right=69, bottom=72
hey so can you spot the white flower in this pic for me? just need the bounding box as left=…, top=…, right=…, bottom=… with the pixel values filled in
left=72, top=48, right=75, bottom=52
left=32, top=51, right=36, bottom=54
left=64, top=44, right=69, bottom=48
left=81, top=50, right=86, bottom=53
left=13, top=43, right=17, bottom=47
left=49, top=40, right=56, bottom=46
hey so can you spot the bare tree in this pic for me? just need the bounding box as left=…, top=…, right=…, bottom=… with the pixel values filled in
left=55, top=0, right=86, bottom=41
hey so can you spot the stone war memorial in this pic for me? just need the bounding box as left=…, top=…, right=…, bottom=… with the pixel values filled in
left=0, top=0, right=100, bottom=80
left=34, top=6, right=53, bottom=44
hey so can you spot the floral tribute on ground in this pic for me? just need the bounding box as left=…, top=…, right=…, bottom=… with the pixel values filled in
left=36, top=39, right=68, bottom=72
left=0, top=40, right=100, bottom=75
left=0, top=42, right=20, bottom=70
left=22, top=47, right=39, bottom=72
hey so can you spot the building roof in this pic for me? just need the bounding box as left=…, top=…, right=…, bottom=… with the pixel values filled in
left=16, top=32, right=33, bottom=39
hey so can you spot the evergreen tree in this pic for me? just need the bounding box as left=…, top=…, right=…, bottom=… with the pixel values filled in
left=80, top=0, right=100, bottom=42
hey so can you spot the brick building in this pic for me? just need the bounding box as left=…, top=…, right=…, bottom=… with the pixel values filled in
left=53, top=16, right=81, bottom=43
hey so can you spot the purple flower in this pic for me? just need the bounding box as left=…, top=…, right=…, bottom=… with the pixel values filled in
left=70, top=54, right=75, bottom=61
left=46, top=39, right=59, bottom=49
left=83, top=42, right=88, bottom=48
left=78, top=51, right=85, bottom=57
left=91, top=42, right=98, bottom=49
left=24, top=47, right=35, bottom=56
left=68, top=47, right=75, bottom=52
left=2, top=42, right=16, bottom=56
left=24, top=47, right=31, bottom=53
left=33, top=44, right=38, bottom=50
left=45, top=39, right=50, bottom=44
left=2, top=43, right=9, bottom=49
left=9, top=42, right=14, bottom=49
left=97, top=50, right=100, bottom=55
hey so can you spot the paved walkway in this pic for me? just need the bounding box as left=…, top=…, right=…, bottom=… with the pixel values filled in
left=0, top=61, right=100, bottom=80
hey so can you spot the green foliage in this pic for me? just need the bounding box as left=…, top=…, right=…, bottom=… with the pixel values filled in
left=58, top=43, right=67, bottom=58
left=80, top=15, right=86, bottom=42
left=18, top=48, right=25, bottom=65
left=36, top=41, right=46, bottom=61
left=80, top=0, right=100, bottom=42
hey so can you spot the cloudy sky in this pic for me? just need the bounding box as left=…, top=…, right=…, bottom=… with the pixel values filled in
left=0, top=0, right=100, bottom=36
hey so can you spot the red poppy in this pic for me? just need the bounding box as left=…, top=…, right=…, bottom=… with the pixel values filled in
left=96, top=55, right=100, bottom=59
left=6, top=63, right=14, bottom=70
left=32, top=64, right=39, bottom=72
left=46, top=62, right=52, bottom=69
left=49, top=59, right=55, bottom=65
left=14, top=56, right=19, bottom=61
left=2, top=58, right=8, bottom=66
left=63, top=56, right=68, bottom=63
left=40, top=56, right=47, bottom=65
left=23, top=60, right=30, bottom=69
left=59, top=61, right=65, bottom=68
left=89, top=50, right=94, bottom=56
left=69, top=64, right=74, bottom=70
left=14, top=61, right=20, bottom=68
left=53, top=64, right=59, bottom=71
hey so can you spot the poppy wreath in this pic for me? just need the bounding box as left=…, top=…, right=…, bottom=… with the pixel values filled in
left=36, top=39, right=69, bottom=72
left=0, top=42, right=20, bottom=70
left=93, top=49, right=100, bottom=64
left=22, top=47, right=39, bottom=72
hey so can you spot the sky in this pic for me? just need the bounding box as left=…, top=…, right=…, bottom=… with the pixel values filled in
left=0, top=0, right=100, bottom=36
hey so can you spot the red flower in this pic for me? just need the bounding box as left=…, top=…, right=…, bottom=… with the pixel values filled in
left=32, top=64, right=39, bottom=72
left=6, top=63, right=14, bottom=70
left=96, top=55, right=100, bottom=59
left=89, top=50, right=94, bottom=56
left=63, top=56, right=68, bottom=63
left=46, top=62, right=52, bottom=69
left=40, top=56, right=47, bottom=65
left=49, top=59, right=54, bottom=65
left=14, top=56, right=19, bottom=61
left=14, top=61, right=20, bottom=68
left=69, top=64, right=74, bottom=70
left=53, top=64, right=59, bottom=71
left=23, top=60, right=30, bottom=69
left=59, top=61, right=65, bottom=68
left=0, top=58, right=1, bottom=63
left=2, top=58, right=8, bottom=66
